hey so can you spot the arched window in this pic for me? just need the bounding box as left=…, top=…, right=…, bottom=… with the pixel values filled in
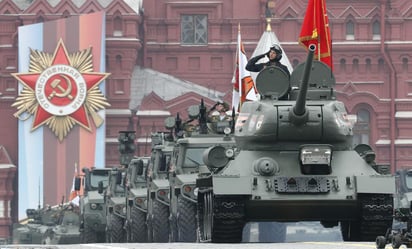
left=352, top=58, right=359, bottom=72
left=403, top=58, right=409, bottom=72
left=340, top=58, right=346, bottom=71
left=353, top=109, right=370, bottom=146
left=346, top=20, right=355, bottom=40
left=365, top=58, right=371, bottom=72
left=372, top=20, right=380, bottom=40
left=378, top=58, right=384, bottom=71
left=114, top=15, right=123, bottom=37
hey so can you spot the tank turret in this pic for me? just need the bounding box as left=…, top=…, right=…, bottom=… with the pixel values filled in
left=235, top=44, right=354, bottom=150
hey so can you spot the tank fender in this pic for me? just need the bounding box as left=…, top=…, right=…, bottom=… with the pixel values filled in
left=355, top=175, right=395, bottom=194
left=213, top=176, right=252, bottom=195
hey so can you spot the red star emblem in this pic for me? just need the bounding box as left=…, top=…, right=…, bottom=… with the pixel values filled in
left=13, top=40, right=109, bottom=134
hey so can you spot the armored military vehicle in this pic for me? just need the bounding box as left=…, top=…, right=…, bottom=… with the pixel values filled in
left=12, top=206, right=61, bottom=244
left=146, top=131, right=175, bottom=242
left=197, top=45, right=395, bottom=243
left=125, top=156, right=150, bottom=242
left=105, top=167, right=127, bottom=243
left=168, top=101, right=237, bottom=242
left=76, top=167, right=110, bottom=243
left=43, top=204, right=80, bottom=244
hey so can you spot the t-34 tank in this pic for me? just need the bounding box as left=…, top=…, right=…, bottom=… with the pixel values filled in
left=197, top=44, right=395, bottom=243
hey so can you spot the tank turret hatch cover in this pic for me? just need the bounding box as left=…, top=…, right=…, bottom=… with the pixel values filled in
left=290, top=60, right=336, bottom=89
left=255, top=66, right=290, bottom=99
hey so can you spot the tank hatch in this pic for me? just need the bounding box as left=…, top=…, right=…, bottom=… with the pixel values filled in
left=289, top=60, right=336, bottom=101
left=255, top=66, right=290, bottom=99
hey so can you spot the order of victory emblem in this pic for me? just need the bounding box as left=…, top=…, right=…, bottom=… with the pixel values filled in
left=12, top=39, right=111, bottom=141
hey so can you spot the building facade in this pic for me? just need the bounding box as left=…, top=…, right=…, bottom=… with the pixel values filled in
left=0, top=0, right=411, bottom=239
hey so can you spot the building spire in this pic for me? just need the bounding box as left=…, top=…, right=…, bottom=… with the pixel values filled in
left=265, top=0, right=275, bottom=32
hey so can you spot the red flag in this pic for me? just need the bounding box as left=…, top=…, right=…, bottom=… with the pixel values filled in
left=298, top=0, right=333, bottom=70
left=232, top=25, right=257, bottom=112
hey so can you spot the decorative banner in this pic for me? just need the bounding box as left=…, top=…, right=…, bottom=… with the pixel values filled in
left=14, top=12, right=109, bottom=219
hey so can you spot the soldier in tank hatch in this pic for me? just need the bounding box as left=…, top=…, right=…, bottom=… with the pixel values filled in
left=246, top=44, right=290, bottom=77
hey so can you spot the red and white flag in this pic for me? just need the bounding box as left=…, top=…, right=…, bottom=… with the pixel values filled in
left=69, top=163, right=79, bottom=206
left=298, top=0, right=333, bottom=70
left=232, top=25, right=257, bottom=113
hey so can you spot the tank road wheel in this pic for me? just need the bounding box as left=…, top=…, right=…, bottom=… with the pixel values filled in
left=130, top=206, right=148, bottom=242
left=177, top=196, right=197, bottom=242
left=375, top=236, right=387, bottom=249
left=109, top=214, right=125, bottom=243
left=197, top=189, right=213, bottom=242
left=392, top=234, right=403, bottom=249
left=152, top=200, right=170, bottom=242
left=82, top=224, right=98, bottom=243
left=258, top=222, right=287, bottom=243
left=211, top=195, right=246, bottom=243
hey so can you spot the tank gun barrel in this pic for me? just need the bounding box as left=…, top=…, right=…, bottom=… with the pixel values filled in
left=293, top=44, right=316, bottom=116
left=289, top=44, right=316, bottom=125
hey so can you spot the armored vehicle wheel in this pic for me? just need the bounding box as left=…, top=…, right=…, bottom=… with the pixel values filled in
left=392, top=234, right=402, bottom=249
left=198, top=189, right=213, bottom=242
left=130, top=207, right=147, bottom=242
left=152, top=200, right=169, bottom=242
left=375, top=236, right=387, bottom=249
left=82, top=224, right=98, bottom=243
left=177, top=196, right=197, bottom=242
left=109, top=214, right=125, bottom=242
left=258, top=222, right=286, bottom=242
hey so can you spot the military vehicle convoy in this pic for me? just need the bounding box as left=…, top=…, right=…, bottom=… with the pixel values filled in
left=197, top=45, right=395, bottom=243
left=125, top=156, right=150, bottom=242
left=76, top=167, right=110, bottom=243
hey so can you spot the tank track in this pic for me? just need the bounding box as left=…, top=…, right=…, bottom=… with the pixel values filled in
left=342, top=193, right=393, bottom=241
left=211, top=195, right=246, bottom=243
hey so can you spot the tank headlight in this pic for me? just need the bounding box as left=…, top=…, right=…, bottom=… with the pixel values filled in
left=299, top=145, right=333, bottom=174
left=203, top=145, right=229, bottom=169
left=225, top=148, right=235, bottom=158
left=300, top=145, right=332, bottom=165
left=90, top=203, right=98, bottom=210
left=223, top=127, right=231, bottom=135
left=193, top=187, right=198, bottom=197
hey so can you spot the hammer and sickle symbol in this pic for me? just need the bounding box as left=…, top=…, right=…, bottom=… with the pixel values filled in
left=47, top=75, right=74, bottom=100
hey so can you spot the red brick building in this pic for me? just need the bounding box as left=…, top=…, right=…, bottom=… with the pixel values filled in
left=0, top=0, right=412, bottom=239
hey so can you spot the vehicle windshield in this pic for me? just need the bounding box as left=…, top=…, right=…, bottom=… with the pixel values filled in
left=184, top=147, right=207, bottom=167
left=406, top=171, right=412, bottom=189
left=90, top=173, right=109, bottom=188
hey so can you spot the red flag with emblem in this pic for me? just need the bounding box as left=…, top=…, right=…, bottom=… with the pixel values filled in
left=298, top=0, right=333, bottom=70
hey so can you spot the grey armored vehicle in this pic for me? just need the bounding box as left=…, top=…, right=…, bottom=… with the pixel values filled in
left=146, top=132, right=175, bottom=242
left=12, top=206, right=61, bottom=244
left=125, top=156, right=150, bottom=242
left=168, top=101, right=237, bottom=242
left=105, top=167, right=127, bottom=242
left=76, top=167, right=110, bottom=243
left=43, top=204, right=80, bottom=244
left=197, top=45, right=395, bottom=243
